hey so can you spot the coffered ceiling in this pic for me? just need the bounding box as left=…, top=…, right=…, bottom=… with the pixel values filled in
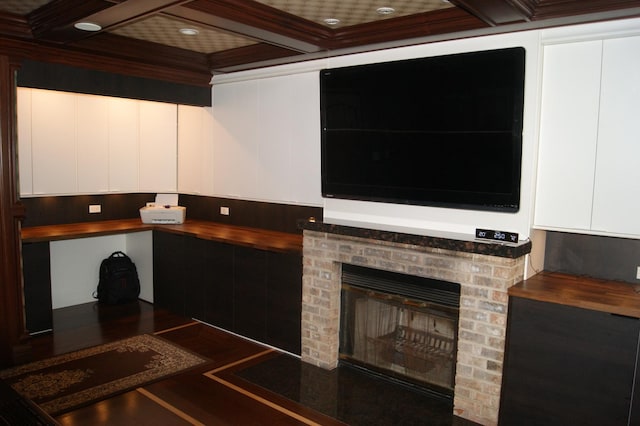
left=0, top=0, right=639, bottom=87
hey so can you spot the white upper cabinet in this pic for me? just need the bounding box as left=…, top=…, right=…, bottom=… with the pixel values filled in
left=591, top=36, right=640, bottom=235
left=17, top=88, right=33, bottom=196
left=108, top=97, right=139, bottom=192
left=18, top=89, right=181, bottom=197
left=210, top=72, right=322, bottom=205
left=534, top=35, right=640, bottom=237
left=138, top=100, right=177, bottom=192
left=534, top=40, right=602, bottom=231
left=177, top=104, right=214, bottom=195
left=31, top=89, right=77, bottom=195
left=77, top=94, right=109, bottom=193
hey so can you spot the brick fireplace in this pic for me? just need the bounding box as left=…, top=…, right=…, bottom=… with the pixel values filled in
left=299, top=221, right=530, bottom=425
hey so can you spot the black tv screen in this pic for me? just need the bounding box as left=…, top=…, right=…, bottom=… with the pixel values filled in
left=320, top=47, right=525, bottom=212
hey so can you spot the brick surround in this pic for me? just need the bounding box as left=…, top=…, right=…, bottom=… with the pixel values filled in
left=300, top=227, right=527, bottom=425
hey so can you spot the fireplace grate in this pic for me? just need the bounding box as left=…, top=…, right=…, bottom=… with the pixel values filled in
left=342, top=264, right=460, bottom=308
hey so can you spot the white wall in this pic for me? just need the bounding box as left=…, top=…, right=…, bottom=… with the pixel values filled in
left=212, top=32, right=542, bottom=239
left=50, top=231, right=153, bottom=309
left=211, top=66, right=322, bottom=206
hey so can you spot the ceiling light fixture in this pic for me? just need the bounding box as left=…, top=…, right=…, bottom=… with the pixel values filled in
left=323, top=18, right=340, bottom=26
left=74, top=22, right=102, bottom=32
left=179, top=28, right=199, bottom=35
left=376, top=7, right=396, bottom=15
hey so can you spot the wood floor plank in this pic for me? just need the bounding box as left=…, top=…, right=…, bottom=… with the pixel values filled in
left=55, top=390, right=195, bottom=426
left=139, top=371, right=309, bottom=425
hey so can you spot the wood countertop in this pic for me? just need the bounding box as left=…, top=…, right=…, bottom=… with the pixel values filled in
left=509, top=271, right=640, bottom=318
left=21, top=219, right=303, bottom=254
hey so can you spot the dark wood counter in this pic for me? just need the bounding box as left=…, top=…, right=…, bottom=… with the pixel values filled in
left=509, top=271, right=640, bottom=318
left=21, top=219, right=302, bottom=254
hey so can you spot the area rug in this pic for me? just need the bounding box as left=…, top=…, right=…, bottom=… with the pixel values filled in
left=0, top=334, right=208, bottom=416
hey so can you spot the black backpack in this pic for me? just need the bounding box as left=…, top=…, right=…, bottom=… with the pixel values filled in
left=94, top=251, right=140, bottom=304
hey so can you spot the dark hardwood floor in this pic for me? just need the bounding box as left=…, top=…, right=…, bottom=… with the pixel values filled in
left=5, top=301, right=476, bottom=425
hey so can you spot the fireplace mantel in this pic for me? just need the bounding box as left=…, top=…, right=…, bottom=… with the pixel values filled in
left=299, top=220, right=531, bottom=425
left=299, top=220, right=531, bottom=259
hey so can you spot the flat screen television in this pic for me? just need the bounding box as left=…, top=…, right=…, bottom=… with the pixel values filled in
left=320, top=47, right=525, bottom=212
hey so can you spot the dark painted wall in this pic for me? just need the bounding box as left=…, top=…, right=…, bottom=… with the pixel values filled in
left=544, top=231, right=640, bottom=284
left=18, top=60, right=212, bottom=106
left=21, top=193, right=322, bottom=235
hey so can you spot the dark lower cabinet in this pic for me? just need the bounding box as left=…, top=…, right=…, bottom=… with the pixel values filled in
left=267, top=251, right=302, bottom=354
left=234, top=247, right=268, bottom=343
left=500, top=297, right=640, bottom=425
left=153, top=231, right=302, bottom=354
left=202, top=240, right=234, bottom=331
left=22, top=241, right=52, bottom=334
left=153, top=231, right=186, bottom=315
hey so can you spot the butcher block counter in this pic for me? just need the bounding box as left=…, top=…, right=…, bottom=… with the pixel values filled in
left=508, top=270, right=640, bottom=318
left=21, top=218, right=302, bottom=254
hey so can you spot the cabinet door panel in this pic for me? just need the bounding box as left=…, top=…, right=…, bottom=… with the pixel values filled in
left=184, top=237, right=206, bottom=319
left=234, top=246, right=267, bottom=342
left=153, top=232, right=185, bottom=314
left=77, top=94, right=109, bottom=193
left=203, top=240, right=234, bottom=330
left=17, top=88, right=33, bottom=196
left=139, top=101, right=177, bottom=192
left=266, top=252, right=302, bottom=354
left=500, top=297, right=639, bottom=425
left=22, top=242, right=52, bottom=334
left=108, top=97, right=139, bottom=192
left=31, top=89, right=77, bottom=195
left=534, top=41, right=602, bottom=230
left=592, top=36, right=640, bottom=235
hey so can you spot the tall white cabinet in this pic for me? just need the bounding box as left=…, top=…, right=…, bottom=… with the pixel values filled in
left=177, top=104, right=214, bottom=195
left=534, top=35, right=640, bottom=238
left=591, top=36, right=640, bottom=235
left=77, top=94, right=110, bottom=193
left=31, top=90, right=77, bottom=195
left=108, top=97, right=139, bottom=193
left=139, top=100, right=177, bottom=192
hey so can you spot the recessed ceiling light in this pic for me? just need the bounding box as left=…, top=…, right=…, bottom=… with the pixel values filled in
left=74, top=22, right=102, bottom=32
left=323, top=18, right=340, bottom=26
left=376, top=7, right=396, bottom=15
left=179, top=28, right=199, bottom=36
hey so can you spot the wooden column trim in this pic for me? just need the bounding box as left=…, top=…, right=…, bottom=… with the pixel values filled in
left=0, top=55, right=28, bottom=367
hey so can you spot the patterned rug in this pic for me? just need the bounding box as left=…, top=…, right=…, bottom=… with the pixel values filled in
left=0, top=334, right=208, bottom=416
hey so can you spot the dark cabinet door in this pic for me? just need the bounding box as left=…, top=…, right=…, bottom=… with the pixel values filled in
left=266, top=252, right=302, bottom=354
left=234, top=246, right=267, bottom=343
left=184, top=237, right=205, bottom=320
left=153, top=231, right=186, bottom=315
left=22, top=241, right=52, bottom=334
left=500, top=297, right=640, bottom=426
left=202, top=240, right=234, bottom=330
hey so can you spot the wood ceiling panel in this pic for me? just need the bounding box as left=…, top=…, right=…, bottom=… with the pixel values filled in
left=1, top=0, right=640, bottom=84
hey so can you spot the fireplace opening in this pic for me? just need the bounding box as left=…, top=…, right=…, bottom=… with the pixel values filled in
left=339, top=264, right=460, bottom=399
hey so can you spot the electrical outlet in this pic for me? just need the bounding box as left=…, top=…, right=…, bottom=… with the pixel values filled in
left=637, top=266, right=640, bottom=280
left=220, top=206, right=230, bottom=216
left=89, top=204, right=101, bottom=214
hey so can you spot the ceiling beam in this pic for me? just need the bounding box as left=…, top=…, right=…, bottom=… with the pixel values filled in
left=169, top=0, right=331, bottom=53
left=28, top=0, right=192, bottom=44
left=328, top=8, right=486, bottom=49
left=451, top=0, right=534, bottom=26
